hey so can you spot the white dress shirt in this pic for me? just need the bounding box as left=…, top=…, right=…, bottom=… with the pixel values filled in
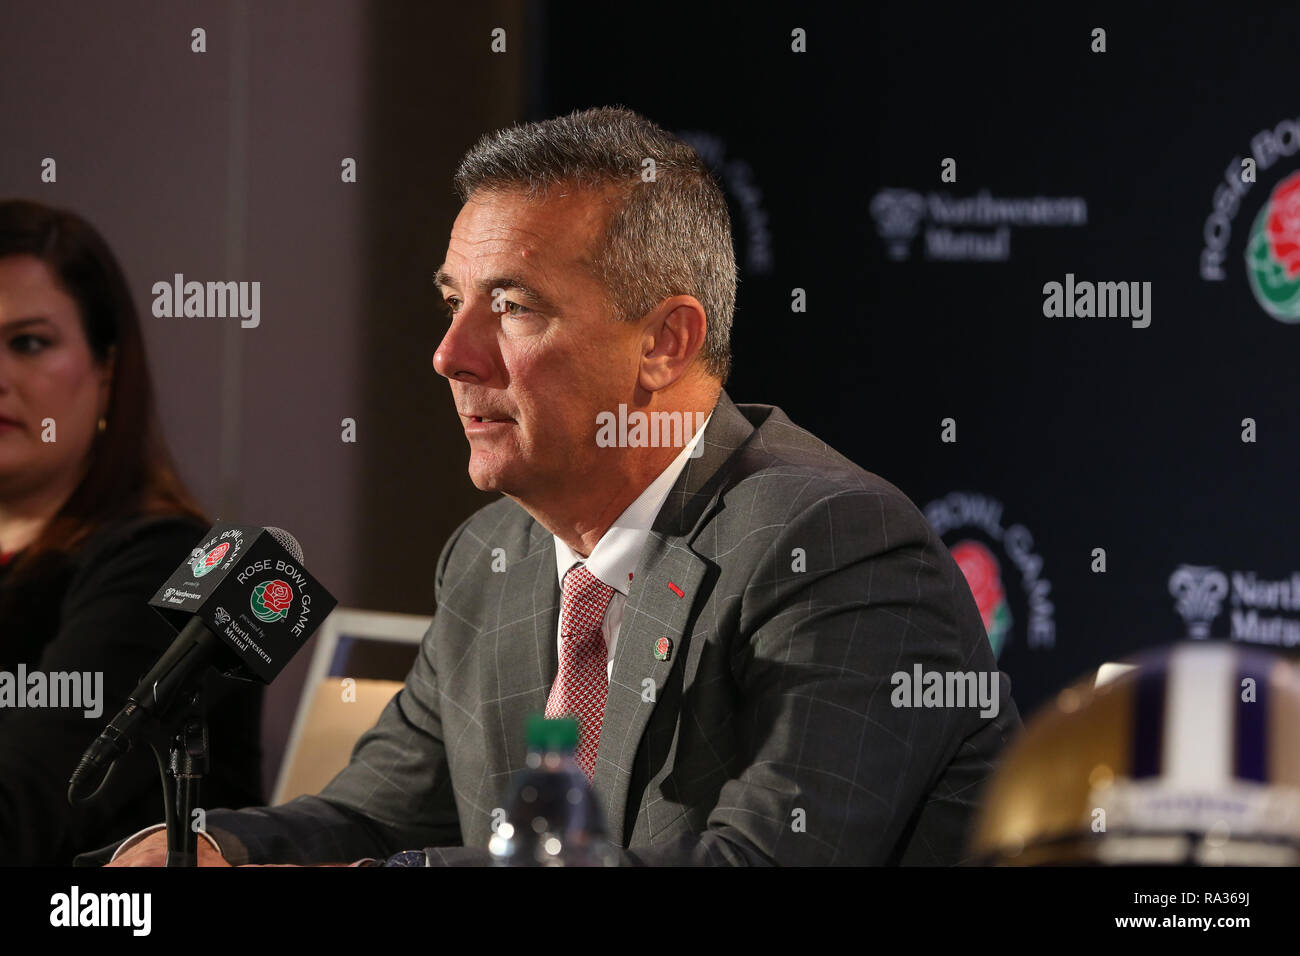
left=552, top=412, right=712, bottom=681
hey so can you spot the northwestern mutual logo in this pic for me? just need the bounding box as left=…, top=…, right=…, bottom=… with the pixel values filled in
left=1168, top=563, right=1300, bottom=646
left=870, top=188, right=1087, bottom=262
left=1168, top=565, right=1230, bottom=639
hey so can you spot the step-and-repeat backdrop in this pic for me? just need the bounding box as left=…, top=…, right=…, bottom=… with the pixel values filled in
left=533, top=6, right=1300, bottom=716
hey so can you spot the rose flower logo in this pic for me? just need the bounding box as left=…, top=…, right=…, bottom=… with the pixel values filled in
left=250, top=578, right=294, bottom=623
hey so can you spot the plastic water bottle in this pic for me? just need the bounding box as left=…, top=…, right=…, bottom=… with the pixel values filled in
left=488, top=715, right=617, bottom=866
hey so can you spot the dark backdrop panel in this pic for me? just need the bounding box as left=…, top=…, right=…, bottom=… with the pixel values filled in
left=530, top=3, right=1300, bottom=716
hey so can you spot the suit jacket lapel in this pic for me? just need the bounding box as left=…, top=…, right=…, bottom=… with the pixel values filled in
left=478, top=519, right=560, bottom=791
left=592, top=389, right=757, bottom=843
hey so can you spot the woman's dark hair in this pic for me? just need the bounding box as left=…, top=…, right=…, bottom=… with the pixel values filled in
left=0, top=199, right=205, bottom=570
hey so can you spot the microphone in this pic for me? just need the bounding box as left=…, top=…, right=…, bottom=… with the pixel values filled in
left=68, top=522, right=338, bottom=804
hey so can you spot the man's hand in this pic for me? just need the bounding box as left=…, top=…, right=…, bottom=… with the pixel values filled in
left=107, top=830, right=231, bottom=867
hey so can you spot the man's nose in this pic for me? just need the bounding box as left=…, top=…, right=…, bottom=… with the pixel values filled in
left=432, top=305, right=497, bottom=383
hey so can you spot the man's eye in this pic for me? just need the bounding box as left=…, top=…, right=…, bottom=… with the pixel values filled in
left=444, top=296, right=461, bottom=315
left=502, top=300, right=531, bottom=317
left=12, top=335, right=49, bottom=354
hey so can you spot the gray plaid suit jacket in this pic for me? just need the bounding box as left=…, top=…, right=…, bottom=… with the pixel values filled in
left=140, top=389, right=1021, bottom=866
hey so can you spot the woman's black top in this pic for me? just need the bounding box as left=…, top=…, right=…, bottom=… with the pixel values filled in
left=0, top=514, right=264, bottom=864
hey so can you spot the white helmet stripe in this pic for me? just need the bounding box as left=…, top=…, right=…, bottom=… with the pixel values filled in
left=1164, top=643, right=1236, bottom=786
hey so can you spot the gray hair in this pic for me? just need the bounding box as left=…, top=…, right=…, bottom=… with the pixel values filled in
left=453, top=106, right=735, bottom=383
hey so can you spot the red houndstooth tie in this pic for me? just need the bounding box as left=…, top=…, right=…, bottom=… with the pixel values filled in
left=545, top=563, right=615, bottom=781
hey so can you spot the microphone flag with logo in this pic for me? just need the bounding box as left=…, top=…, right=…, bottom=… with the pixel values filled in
left=148, top=521, right=337, bottom=683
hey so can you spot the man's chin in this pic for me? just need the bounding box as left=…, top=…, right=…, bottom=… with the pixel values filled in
left=466, top=459, right=518, bottom=495
left=469, top=475, right=506, bottom=494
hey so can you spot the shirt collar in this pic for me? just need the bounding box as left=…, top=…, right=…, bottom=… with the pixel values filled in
left=553, top=411, right=713, bottom=595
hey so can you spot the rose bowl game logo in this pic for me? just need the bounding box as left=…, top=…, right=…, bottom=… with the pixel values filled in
left=189, top=541, right=231, bottom=578
left=250, top=579, right=294, bottom=623
left=1246, top=170, right=1300, bottom=322
left=950, top=540, right=1014, bottom=658
left=923, top=491, right=1056, bottom=659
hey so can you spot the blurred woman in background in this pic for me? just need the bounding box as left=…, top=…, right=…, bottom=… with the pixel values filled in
left=0, top=199, right=263, bottom=864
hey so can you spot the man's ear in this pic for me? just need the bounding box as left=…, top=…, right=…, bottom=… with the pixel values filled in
left=638, top=297, right=708, bottom=392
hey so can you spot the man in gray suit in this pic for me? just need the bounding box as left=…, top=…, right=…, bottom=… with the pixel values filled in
left=108, top=106, right=1020, bottom=867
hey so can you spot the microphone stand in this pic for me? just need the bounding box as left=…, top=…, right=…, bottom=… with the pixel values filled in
left=147, top=686, right=210, bottom=867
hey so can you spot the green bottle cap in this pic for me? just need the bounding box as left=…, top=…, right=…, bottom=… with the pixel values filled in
left=525, top=714, right=578, bottom=752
